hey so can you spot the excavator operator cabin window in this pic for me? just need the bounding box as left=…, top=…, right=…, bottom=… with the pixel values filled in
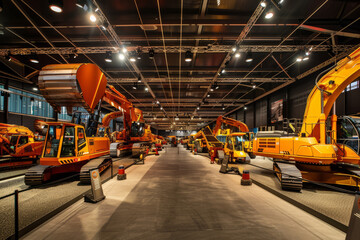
left=18, top=136, right=29, bottom=147
left=227, top=137, right=233, bottom=150
left=234, top=136, right=244, bottom=151
left=44, top=125, right=62, bottom=157
left=77, top=128, right=86, bottom=147
left=60, top=126, right=75, bottom=157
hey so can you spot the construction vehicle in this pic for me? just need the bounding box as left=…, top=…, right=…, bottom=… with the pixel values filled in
left=24, top=63, right=148, bottom=185
left=213, top=116, right=254, bottom=155
left=186, top=134, right=195, bottom=150
left=193, top=126, right=224, bottom=162
left=101, top=109, right=153, bottom=158
left=0, top=123, right=44, bottom=168
left=252, top=48, right=360, bottom=191
left=169, top=136, right=177, bottom=147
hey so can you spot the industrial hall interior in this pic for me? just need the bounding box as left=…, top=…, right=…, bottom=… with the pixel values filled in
left=0, top=0, right=360, bottom=239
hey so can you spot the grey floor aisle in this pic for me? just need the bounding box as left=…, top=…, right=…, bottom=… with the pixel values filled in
left=23, top=146, right=345, bottom=240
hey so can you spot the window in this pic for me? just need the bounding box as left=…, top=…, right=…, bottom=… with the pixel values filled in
left=345, top=80, right=359, bottom=92
left=60, top=126, right=75, bottom=157
left=226, top=136, right=233, bottom=150
left=77, top=127, right=86, bottom=151
left=233, top=136, right=244, bottom=151
left=18, top=136, right=29, bottom=147
left=44, top=125, right=62, bottom=157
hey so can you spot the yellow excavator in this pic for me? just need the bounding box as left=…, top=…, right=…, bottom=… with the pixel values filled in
left=252, top=47, right=360, bottom=191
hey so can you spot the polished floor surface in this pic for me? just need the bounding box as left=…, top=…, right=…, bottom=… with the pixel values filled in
left=23, top=146, right=345, bottom=240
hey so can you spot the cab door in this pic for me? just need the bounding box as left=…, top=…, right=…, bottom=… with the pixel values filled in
left=76, top=127, right=88, bottom=157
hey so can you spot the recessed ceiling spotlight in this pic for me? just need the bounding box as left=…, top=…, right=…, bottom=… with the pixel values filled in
left=260, top=1, right=267, bottom=8
left=89, top=13, right=97, bottom=22
left=33, top=87, right=38, bottom=91
left=49, top=0, right=63, bottom=13
left=265, top=9, right=274, bottom=19
left=118, top=52, right=125, bottom=60
left=244, top=106, right=248, bottom=110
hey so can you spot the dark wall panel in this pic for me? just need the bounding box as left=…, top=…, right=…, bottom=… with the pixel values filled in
left=255, top=99, right=267, bottom=127
left=245, top=104, right=254, bottom=129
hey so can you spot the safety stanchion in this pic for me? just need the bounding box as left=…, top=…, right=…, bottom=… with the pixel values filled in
left=14, top=190, right=19, bottom=240
left=117, top=165, right=126, bottom=180
left=241, top=170, right=252, bottom=185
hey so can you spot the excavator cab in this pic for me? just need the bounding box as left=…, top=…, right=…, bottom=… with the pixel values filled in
left=130, top=121, right=146, bottom=138
left=224, top=133, right=248, bottom=163
left=337, top=116, right=360, bottom=154
left=42, top=123, right=88, bottom=160
left=9, top=135, right=29, bottom=153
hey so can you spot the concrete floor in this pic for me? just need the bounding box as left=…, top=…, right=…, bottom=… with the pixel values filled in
left=23, top=146, right=346, bottom=240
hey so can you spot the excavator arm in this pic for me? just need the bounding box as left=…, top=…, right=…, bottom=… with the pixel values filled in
left=301, top=47, right=360, bottom=143
left=213, top=116, right=249, bottom=135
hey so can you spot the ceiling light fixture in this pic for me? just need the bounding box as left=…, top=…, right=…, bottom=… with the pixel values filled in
left=210, top=85, right=214, bottom=92
left=118, top=52, right=125, bottom=60
left=185, top=50, right=193, bottom=62
left=89, top=13, right=97, bottom=22
left=260, top=0, right=267, bottom=8
left=75, top=0, right=86, bottom=8
left=245, top=51, right=253, bottom=62
left=29, top=53, right=39, bottom=64
left=104, top=51, right=112, bottom=62
left=100, top=22, right=108, bottom=31
left=160, top=106, right=163, bottom=110
left=149, top=48, right=155, bottom=59
left=156, top=100, right=160, bottom=104
left=33, top=87, right=38, bottom=91
left=145, top=87, right=149, bottom=92
left=49, top=0, right=63, bottom=13
left=265, top=8, right=274, bottom=19
left=197, top=106, right=200, bottom=110
left=215, top=82, right=219, bottom=90
left=132, top=83, right=137, bottom=90
left=5, top=52, right=11, bottom=61
left=244, top=106, right=248, bottom=110
left=138, top=76, right=142, bottom=83
left=207, top=94, right=210, bottom=97
left=235, top=51, right=241, bottom=58
left=221, top=69, right=226, bottom=74
left=175, top=114, right=179, bottom=121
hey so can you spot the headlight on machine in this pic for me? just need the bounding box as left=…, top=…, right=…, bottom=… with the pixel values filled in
left=332, top=145, right=338, bottom=152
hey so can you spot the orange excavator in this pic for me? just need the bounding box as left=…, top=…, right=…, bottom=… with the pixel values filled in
left=0, top=123, right=44, bottom=168
left=24, top=63, right=148, bottom=185
left=101, top=109, right=154, bottom=158
left=252, top=47, right=360, bottom=191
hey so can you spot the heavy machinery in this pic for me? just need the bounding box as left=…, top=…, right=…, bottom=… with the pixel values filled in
left=0, top=123, right=44, bottom=168
left=185, top=134, right=195, bottom=150
left=213, top=116, right=254, bottom=155
left=193, top=126, right=224, bottom=162
left=252, top=48, right=360, bottom=191
left=24, top=63, right=148, bottom=185
left=169, top=136, right=177, bottom=147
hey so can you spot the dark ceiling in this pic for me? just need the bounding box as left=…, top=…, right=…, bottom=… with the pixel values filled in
left=0, top=0, right=360, bottom=130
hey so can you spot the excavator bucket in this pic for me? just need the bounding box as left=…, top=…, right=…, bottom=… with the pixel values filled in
left=38, top=63, right=107, bottom=114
